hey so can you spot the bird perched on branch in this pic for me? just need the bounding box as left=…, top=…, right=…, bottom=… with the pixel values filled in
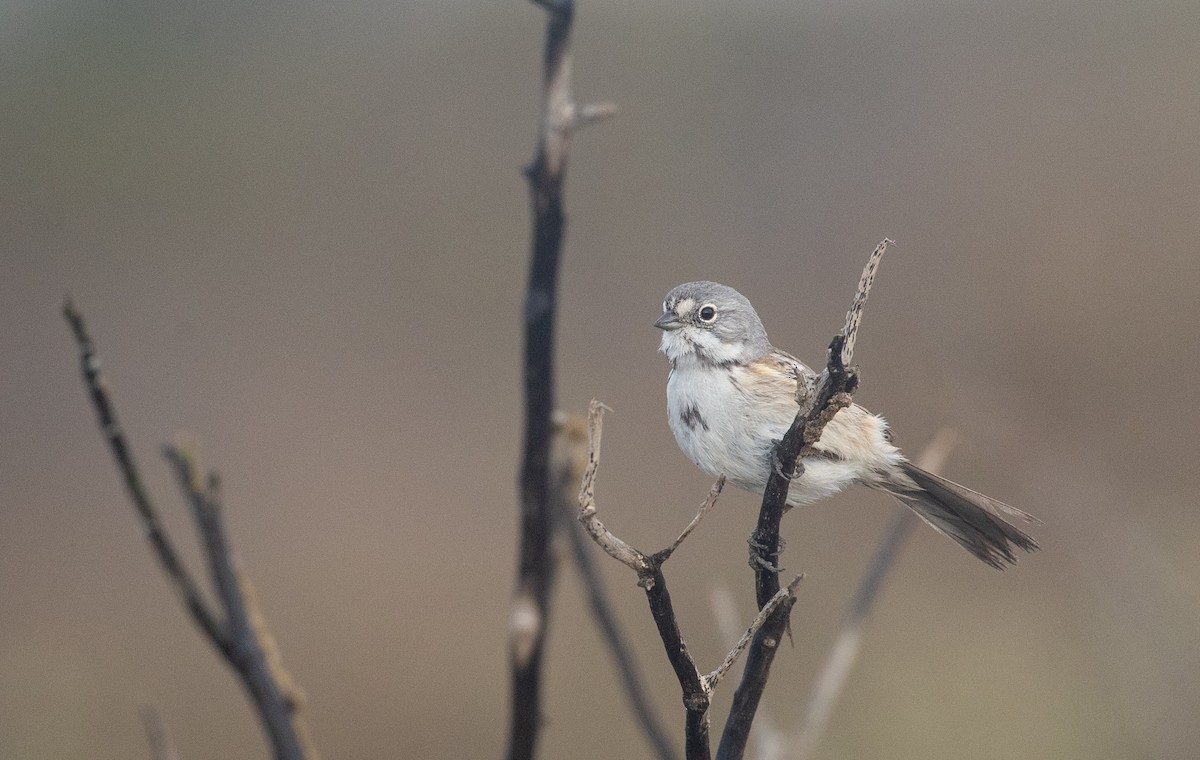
left=655, top=280, right=1038, bottom=568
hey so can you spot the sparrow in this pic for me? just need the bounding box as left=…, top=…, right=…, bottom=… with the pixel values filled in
left=655, top=280, right=1038, bottom=568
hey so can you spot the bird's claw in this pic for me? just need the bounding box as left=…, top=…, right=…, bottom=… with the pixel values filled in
left=747, top=534, right=785, bottom=573
left=750, top=554, right=783, bottom=573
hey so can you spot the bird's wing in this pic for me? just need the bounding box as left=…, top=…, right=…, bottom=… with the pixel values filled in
left=739, top=348, right=880, bottom=460
left=735, top=349, right=813, bottom=415
left=768, top=348, right=817, bottom=380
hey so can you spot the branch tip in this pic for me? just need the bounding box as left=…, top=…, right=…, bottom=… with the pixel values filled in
left=575, top=101, right=619, bottom=128
left=840, top=237, right=893, bottom=365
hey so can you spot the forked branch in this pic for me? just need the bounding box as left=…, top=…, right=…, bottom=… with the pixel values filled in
left=579, top=401, right=802, bottom=760
left=556, top=418, right=678, bottom=760
left=63, top=300, right=314, bottom=760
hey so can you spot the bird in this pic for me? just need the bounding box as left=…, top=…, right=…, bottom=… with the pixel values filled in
left=655, top=280, right=1038, bottom=568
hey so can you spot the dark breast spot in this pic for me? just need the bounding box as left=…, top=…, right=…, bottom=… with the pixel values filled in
left=679, top=404, right=709, bottom=432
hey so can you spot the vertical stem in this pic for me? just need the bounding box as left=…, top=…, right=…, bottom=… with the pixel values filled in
left=507, top=4, right=575, bottom=760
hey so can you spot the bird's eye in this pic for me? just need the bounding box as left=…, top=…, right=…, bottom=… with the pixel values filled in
left=698, top=304, right=717, bottom=323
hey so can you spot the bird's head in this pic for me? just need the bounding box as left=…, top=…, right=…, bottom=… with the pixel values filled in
left=655, top=281, right=771, bottom=366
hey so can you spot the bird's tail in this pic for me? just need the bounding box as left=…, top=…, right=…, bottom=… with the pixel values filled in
left=884, top=463, right=1039, bottom=569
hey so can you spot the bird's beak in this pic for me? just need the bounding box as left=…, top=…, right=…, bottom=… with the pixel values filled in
left=655, top=311, right=683, bottom=330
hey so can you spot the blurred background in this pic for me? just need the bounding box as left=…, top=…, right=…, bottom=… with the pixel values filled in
left=3, top=0, right=1199, bottom=758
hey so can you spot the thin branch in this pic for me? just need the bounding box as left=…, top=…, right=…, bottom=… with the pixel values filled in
left=644, top=566, right=712, bottom=760
left=718, top=239, right=893, bottom=760
left=578, top=403, right=650, bottom=574
left=62, top=299, right=230, bottom=658
left=660, top=478, right=726, bottom=563
left=555, top=414, right=680, bottom=760
left=141, top=706, right=180, bottom=760
left=580, top=401, right=710, bottom=759
left=791, top=427, right=956, bottom=760
left=838, top=239, right=892, bottom=365
left=163, top=447, right=310, bottom=760
left=64, top=301, right=313, bottom=760
left=715, top=593, right=800, bottom=760
left=703, top=577, right=803, bottom=694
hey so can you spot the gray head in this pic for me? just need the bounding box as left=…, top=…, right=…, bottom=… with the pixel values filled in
left=655, top=281, right=771, bottom=365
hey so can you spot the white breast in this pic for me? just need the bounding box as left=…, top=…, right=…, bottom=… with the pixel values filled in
left=665, top=358, right=905, bottom=507
left=667, top=360, right=776, bottom=492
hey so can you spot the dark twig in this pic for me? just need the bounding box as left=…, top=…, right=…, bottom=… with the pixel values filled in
left=718, top=239, right=893, bottom=760
left=64, top=301, right=313, bottom=760
left=553, top=415, right=679, bottom=760
left=509, top=2, right=614, bottom=758
left=792, top=427, right=956, bottom=760
left=580, top=401, right=802, bottom=760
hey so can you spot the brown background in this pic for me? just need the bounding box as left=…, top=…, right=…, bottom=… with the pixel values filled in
left=3, top=1, right=1198, bottom=758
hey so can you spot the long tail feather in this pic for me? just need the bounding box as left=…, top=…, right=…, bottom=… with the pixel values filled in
left=886, top=463, right=1039, bottom=569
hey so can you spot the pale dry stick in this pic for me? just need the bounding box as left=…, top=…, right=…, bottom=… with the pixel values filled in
left=163, top=447, right=313, bottom=760
left=703, top=577, right=804, bottom=694
left=578, top=403, right=726, bottom=575
left=791, top=427, right=958, bottom=760
left=838, top=238, right=893, bottom=365
left=553, top=413, right=679, bottom=760
left=141, top=706, right=181, bottom=760
left=579, top=400, right=802, bottom=760
left=509, top=2, right=614, bottom=757
left=577, top=403, right=646, bottom=572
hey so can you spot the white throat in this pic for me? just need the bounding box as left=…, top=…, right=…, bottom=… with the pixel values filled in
left=659, top=327, right=756, bottom=366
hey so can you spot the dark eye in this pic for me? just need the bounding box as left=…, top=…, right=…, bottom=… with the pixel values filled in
left=698, top=304, right=717, bottom=323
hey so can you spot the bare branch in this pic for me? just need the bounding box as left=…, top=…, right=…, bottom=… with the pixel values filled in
left=509, top=1, right=614, bottom=755
left=715, top=589, right=801, bottom=760
left=579, top=399, right=713, bottom=760
left=704, top=577, right=803, bottom=694
left=791, top=428, right=956, bottom=760
left=162, top=446, right=310, bottom=760
left=555, top=413, right=679, bottom=760
left=659, top=478, right=725, bottom=563
left=644, top=566, right=712, bottom=760
left=64, top=300, right=314, bottom=759
left=711, top=587, right=785, bottom=760
left=839, top=238, right=892, bottom=365
left=61, top=299, right=230, bottom=658
left=578, top=402, right=649, bottom=573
